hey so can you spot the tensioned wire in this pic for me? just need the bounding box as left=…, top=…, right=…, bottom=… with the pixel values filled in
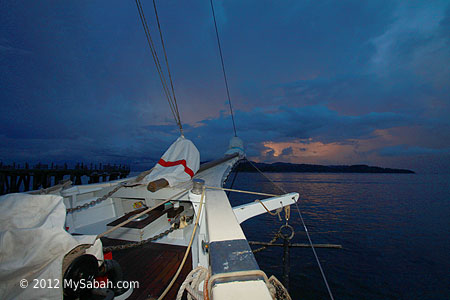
left=135, top=0, right=183, bottom=134
left=246, top=158, right=335, bottom=300
left=209, top=0, right=237, bottom=137
left=152, top=0, right=182, bottom=130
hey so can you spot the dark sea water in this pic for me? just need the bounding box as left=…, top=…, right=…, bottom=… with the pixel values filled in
left=225, top=172, right=450, bottom=300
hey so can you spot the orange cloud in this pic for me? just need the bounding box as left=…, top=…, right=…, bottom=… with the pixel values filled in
left=252, top=128, right=405, bottom=165
left=258, top=140, right=356, bottom=164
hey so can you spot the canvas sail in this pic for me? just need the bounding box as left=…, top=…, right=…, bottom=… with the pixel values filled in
left=143, top=136, right=200, bottom=187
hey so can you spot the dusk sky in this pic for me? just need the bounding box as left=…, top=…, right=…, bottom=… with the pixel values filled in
left=1, top=1, right=449, bottom=172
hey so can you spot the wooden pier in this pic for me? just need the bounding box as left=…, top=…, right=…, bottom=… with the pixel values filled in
left=0, top=162, right=130, bottom=195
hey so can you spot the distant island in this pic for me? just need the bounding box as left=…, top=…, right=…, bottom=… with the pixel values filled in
left=236, top=161, right=415, bottom=174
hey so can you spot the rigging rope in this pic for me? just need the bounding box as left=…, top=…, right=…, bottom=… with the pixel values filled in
left=176, top=266, right=209, bottom=300
left=209, top=0, right=237, bottom=137
left=152, top=0, right=182, bottom=134
left=245, top=157, right=336, bottom=300
left=156, top=187, right=206, bottom=300
left=205, top=185, right=279, bottom=197
left=293, top=200, right=335, bottom=300
left=226, top=167, right=239, bottom=196
left=135, top=0, right=183, bottom=134
left=246, top=158, right=287, bottom=194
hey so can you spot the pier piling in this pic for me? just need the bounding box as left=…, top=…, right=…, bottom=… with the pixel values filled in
left=0, top=162, right=130, bottom=195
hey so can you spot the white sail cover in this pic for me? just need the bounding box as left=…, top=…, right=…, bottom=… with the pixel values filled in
left=144, top=136, right=200, bottom=187
left=0, top=193, right=101, bottom=300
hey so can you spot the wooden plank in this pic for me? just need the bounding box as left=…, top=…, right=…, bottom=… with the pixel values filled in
left=101, top=239, right=192, bottom=300
left=106, top=206, right=183, bottom=229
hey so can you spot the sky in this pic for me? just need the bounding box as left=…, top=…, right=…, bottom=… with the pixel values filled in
left=0, top=1, right=449, bottom=172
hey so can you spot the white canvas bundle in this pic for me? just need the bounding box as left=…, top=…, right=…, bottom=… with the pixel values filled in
left=143, top=136, right=200, bottom=187
left=0, top=193, right=101, bottom=300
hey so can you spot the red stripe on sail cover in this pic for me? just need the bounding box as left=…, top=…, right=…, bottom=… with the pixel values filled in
left=158, top=158, right=195, bottom=178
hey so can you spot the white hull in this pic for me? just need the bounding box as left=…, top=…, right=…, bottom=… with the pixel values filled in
left=1, top=145, right=297, bottom=299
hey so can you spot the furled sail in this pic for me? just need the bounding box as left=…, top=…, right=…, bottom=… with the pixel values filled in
left=143, top=136, right=200, bottom=187
left=0, top=193, right=102, bottom=300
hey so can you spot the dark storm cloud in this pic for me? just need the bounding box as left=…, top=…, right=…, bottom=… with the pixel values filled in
left=379, top=145, right=450, bottom=157
left=281, top=147, right=293, bottom=156
left=192, top=106, right=411, bottom=144
left=0, top=1, right=449, bottom=172
left=0, top=104, right=411, bottom=164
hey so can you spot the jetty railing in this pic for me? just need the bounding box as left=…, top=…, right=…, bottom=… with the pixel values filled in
left=0, top=162, right=130, bottom=195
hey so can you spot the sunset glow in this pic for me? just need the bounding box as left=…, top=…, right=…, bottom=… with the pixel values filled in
left=0, top=1, right=448, bottom=172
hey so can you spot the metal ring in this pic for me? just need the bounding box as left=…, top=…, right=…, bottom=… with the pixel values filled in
left=279, top=224, right=295, bottom=240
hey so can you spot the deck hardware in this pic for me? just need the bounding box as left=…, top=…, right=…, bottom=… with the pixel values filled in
left=63, top=254, right=98, bottom=299
left=279, top=224, right=295, bottom=241
left=281, top=229, right=291, bottom=289
left=192, top=179, right=205, bottom=195
left=248, top=242, right=342, bottom=249
left=250, top=224, right=342, bottom=292
left=129, top=213, right=149, bottom=222
left=202, top=240, right=209, bottom=253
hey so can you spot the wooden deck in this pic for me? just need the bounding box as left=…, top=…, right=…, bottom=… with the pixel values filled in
left=101, top=238, right=192, bottom=300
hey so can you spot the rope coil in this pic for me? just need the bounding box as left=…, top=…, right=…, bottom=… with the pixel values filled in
left=176, top=266, right=209, bottom=300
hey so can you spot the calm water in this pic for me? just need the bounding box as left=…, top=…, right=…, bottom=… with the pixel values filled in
left=225, top=172, right=450, bottom=300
